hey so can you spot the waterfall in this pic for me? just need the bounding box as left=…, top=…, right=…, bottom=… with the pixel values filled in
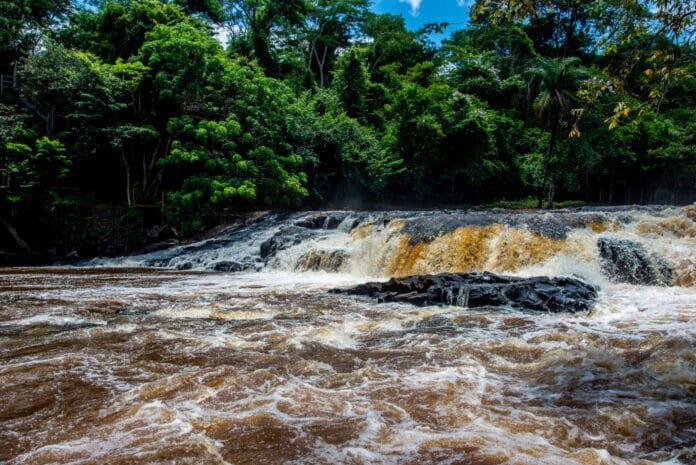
left=84, top=206, right=696, bottom=287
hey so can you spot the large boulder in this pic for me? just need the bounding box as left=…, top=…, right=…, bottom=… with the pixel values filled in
left=295, top=213, right=350, bottom=230
left=210, top=261, right=244, bottom=272
left=331, top=271, right=598, bottom=313
left=259, top=226, right=317, bottom=261
left=296, top=249, right=348, bottom=272
left=597, top=237, right=672, bottom=286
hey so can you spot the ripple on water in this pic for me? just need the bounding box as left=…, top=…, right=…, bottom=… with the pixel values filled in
left=0, top=268, right=694, bottom=465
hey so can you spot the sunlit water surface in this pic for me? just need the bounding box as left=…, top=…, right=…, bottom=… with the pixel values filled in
left=1, top=266, right=694, bottom=465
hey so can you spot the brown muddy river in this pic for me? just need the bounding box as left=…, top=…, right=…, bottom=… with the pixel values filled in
left=1, top=208, right=695, bottom=464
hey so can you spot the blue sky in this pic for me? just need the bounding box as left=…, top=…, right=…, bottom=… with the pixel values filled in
left=370, top=0, right=472, bottom=42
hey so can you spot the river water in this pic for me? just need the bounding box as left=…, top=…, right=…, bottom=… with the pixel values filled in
left=1, top=207, right=695, bottom=464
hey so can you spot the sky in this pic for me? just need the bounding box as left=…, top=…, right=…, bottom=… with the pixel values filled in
left=370, top=0, right=473, bottom=42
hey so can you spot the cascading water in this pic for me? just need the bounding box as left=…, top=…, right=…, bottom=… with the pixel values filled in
left=1, top=206, right=695, bottom=465
left=83, top=206, right=696, bottom=286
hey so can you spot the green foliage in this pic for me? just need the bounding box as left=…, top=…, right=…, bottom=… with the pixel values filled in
left=523, top=56, right=591, bottom=206
left=0, top=105, right=71, bottom=208
left=226, top=0, right=312, bottom=77
left=483, top=197, right=584, bottom=209
left=161, top=114, right=309, bottom=232
left=58, top=0, right=193, bottom=63
left=332, top=48, right=368, bottom=121
left=1, top=0, right=696, bottom=257
left=295, top=89, right=402, bottom=200
left=156, top=55, right=315, bottom=231
left=140, top=22, right=226, bottom=106
left=363, top=13, right=435, bottom=82
left=174, top=0, right=226, bottom=22
left=0, top=0, right=70, bottom=61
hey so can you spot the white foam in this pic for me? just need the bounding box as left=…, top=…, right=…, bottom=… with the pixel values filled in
left=0, top=314, right=106, bottom=327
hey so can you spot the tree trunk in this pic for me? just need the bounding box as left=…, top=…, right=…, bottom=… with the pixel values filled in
left=120, top=149, right=132, bottom=207
left=562, top=0, right=579, bottom=58
left=546, top=174, right=556, bottom=209
left=608, top=182, right=613, bottom=204
left=641, top=181, right=645, bottom=204
left=540, top=115, right=559, bottom=209
left=0, top=215, right=35, bottom=255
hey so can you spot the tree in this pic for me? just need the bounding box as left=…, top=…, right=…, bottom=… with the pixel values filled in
left=294, top=89, right=402, bottom=202
left=302, top=0, right=369, bottom=88
left=174, top=0, right=226, bottom=22
left=57, top=0, right=193, bottom=63
left=226, top=0, right=310, bottom=76
left=472, top=0, right=696, bottom=121
left=157, top=55, right=314, bottom=232
left=0, top=0, right=71, bottom=64
left=331, top=48, right=368, bottom=121
left=362, top=13, right=435, bottom=81
left=525, top=56, right=589, bottom=207
left=19, top=42, right=160, bottom=206
left=441, top=30, right=528, bottom=112
left=443, top=24, right=536, bottom=79
left=0, top=104, right=70, bottom=254
left=160, top=116, right=305, bottom=232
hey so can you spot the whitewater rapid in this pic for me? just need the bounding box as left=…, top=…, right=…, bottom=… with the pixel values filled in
left=1, top=206, right=695, bottom=464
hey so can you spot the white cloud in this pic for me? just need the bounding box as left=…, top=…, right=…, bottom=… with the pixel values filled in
left=399, top=0, right=422, bottom=16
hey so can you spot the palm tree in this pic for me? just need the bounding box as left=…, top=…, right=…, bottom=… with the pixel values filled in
left=526, top=56, right=588, bottom=208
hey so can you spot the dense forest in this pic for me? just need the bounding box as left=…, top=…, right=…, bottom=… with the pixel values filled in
left=1, top=0, right=695, bottom=260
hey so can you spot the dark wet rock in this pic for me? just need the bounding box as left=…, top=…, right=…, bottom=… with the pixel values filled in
left=296, top=249, right=347, bottom=272
left=413, top=315, right=460, bottom=335
left=560, top=213, right=609, bottom=229
left=211, top=261, right=244, bottom=272
left=295, top=211, right=371, bottom=232
left=331, top=272, right=599, bottom=313
left=575, top=205, right=672, bottom=213
left=260, top=226, right=317, bottom=261
left=199, top=211, right=275, bottom=240
left=115, top=308, right=148, bottom=316
left=399, top=209, right=689, bottom=245
left=146, top=225, right=179, bottom=240
left=138, top=239, right=182, bottom=254
left=403, top=215, right=466, bottom=244
left=523, top=216, right=573, bottom=240
left=597, top=238, right=672, bottom=286
left=400, top=211, right=604, bottom=243
left=296, top=212, right=350, bottom=230
left=144, top=257, right=172, bottom=267
left=175, top=262, right=193, bottom=270
left=259, top=238, right=278, bottom=260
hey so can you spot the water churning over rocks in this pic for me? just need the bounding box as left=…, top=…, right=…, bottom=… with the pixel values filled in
left=4, top=206, right=693, bottom=464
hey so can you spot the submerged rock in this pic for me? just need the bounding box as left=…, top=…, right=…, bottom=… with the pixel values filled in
left=331, top=272, right=598, bottom=313
left=115, top=308, right=148, bottom=316
left=259, top=226, right=317, bottom=260
left=210, top=261, right=244, bottom=272
left=295, top=212, right=350, bottom=230
left=296, top=249, right=348, bottom=272
left=597, top=237, right=672, bottom=286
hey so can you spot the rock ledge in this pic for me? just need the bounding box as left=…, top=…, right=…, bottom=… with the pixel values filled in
left=331, top=272, right=598, bottom=313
